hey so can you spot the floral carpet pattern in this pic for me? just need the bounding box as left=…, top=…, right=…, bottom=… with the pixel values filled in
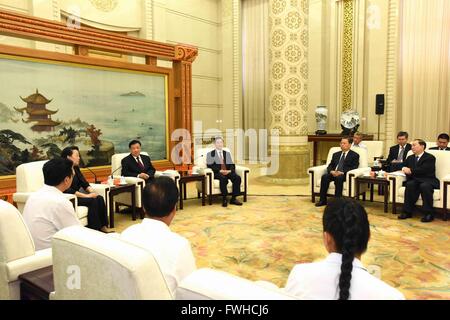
left=115, top=195, right=450, bottom=300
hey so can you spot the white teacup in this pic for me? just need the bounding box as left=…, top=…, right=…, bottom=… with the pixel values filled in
left=107, top=178, right=114, bottom=186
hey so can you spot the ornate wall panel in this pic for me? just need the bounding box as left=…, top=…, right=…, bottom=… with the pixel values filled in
left=269, top=0, right=309, bottom=136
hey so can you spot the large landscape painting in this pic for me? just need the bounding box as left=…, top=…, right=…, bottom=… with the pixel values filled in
left=0, top=54, right=168, bottom=176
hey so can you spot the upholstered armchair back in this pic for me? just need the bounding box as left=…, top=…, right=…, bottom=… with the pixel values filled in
left=52, top=226, right=172, bottom=300
left=0, top=200, right=35, bottom=264
left=15, top=160, right=47, bottom=192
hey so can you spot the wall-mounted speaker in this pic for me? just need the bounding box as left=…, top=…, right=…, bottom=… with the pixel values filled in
left=376, top=94, right=385, bottom=115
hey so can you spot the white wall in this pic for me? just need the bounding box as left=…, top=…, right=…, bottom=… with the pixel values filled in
left=152, top=0, right=224, bottom=143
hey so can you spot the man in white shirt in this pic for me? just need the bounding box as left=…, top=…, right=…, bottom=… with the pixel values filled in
left=121, top=176, right=196, bottom=296
left=286, top=198, right=405, bottom=300
left=23, top=158, right=81, bottom=250
left=351, top=132, right=367, bottom=149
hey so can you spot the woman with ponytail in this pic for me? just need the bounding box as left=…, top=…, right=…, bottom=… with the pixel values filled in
left=285, top=198, right=404, bottom=300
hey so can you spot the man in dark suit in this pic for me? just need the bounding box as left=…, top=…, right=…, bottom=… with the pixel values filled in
left=385, top=131, right=412, bottom=172
left=399, top=139, right=440, bottom=223
left=315, top=137, right=360, bottom=207
left=429, top=133, right=450, bottom=151
left=121, top=140, right=156, bottom=180
left=206, top=137, right=242, bottom=207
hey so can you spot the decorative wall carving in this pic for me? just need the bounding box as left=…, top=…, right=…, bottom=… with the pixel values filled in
left=60, top=0, right=141, bottom=32
left=174, top=45, right=198, bottom=63
left=0, top=9, right=174, bottom=59
left=88, top=0, right=118, bottom=12
left=269, top=0, right=308, bottom=136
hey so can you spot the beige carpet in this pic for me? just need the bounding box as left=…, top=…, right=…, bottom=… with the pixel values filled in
left=112, top=165, right=450, bottom=300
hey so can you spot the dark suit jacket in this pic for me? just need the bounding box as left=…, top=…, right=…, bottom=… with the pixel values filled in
left=386, top=143, right=412, bottom=165
left=404, top=152, right=440, bottom=188
left=429, top=146, right=450, bottom=151
left=326, top=149, right=359, bottom=175
left=206, top=149, right=235, bottom=176
left=65, top=166, right=90, bottom=194
left=121, top=153, right=156, bottom=178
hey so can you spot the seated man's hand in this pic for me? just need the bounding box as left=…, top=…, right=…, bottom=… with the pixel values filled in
left=220, top=170, right=231, bottom=175
left=138, top=173, right=150, bottom=180
left=331, top=170, right=343, bottom=177
left=88, top=193, right=98, bottom=198
left=402, top=167, right=412, bottom=175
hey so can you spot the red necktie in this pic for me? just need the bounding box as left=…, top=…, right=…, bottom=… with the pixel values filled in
left=219, top=152, right=226, bottom=170
left=136, top=157, right=145, bottom=170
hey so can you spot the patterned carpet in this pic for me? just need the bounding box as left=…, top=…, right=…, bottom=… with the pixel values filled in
left=113, top=165, right=449, bottom=300
left=114, top=194, right=450, bottom=300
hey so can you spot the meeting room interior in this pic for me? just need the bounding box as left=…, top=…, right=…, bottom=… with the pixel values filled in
left=0, top=0, right=449, bottom=303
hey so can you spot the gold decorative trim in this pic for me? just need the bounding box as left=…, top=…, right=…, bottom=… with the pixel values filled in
left=232, top=0, right=241, bottom=130
left=384, top=0, right=401, bottom=155
left=342, top=0, right=353, bottom=111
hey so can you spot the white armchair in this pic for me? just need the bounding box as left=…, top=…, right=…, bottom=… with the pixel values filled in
left=192, top=147, right=250, bottom=205
left=308, top=147, right=370, bottom=202
left=14, top=161, right=83, bottom=224
left=12, top=160, right=110, bottom=226
left=389, top=150, right=450, bottom=220
left=425, top=141, right=437, bottom=150
left=51, top=226, right=172, bottom=300
left=176, top=268, right=297, bottom=300
left=0, top=200, right=52, bottom=300
left=110, top=152, right=180, bottom=213
left=364, top=141, right=385, bottom=164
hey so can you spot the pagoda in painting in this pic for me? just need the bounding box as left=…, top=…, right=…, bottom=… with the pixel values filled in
left=14, top=89, right=60, bottom=132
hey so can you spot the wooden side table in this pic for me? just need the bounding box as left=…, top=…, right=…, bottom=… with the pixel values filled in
left=106, top=183, right=140, bottom=227
left=19, top=266, right=54, bottom=300
left=178, top=174, right=206, bottom=210
left=355, top=176, right=390, bottom=213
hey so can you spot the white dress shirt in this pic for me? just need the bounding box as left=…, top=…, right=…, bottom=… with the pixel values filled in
left=284, top=253, right=405, bottom=300
left=23, top=185, right=81, bottom=250
left=335, top=151, right=347, bottom=171
left=397, top=145, right=406, bottom=160
left=415, top=152, right=424, bottom=161
left=135, top=155, right=144, bottom=177
left=351, top=142, right=367, bottom=149
left=121, top=218, right=197, bottom=295
left=216, top=149, right=224, bottom=161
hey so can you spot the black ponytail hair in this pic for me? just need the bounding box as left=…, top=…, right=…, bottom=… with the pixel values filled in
left=322, top=198, right=370, bottom=300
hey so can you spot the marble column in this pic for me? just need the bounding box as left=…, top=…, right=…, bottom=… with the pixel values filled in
left=266, top=0, right=310, bottom=183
